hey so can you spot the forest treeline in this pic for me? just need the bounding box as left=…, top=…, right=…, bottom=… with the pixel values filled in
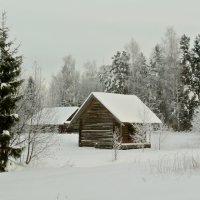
left=42, top=27, right=200, bottom=132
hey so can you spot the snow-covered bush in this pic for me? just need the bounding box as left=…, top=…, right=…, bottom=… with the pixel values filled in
left=148, top=152, right=200, bottom=174
left=192, top=107, right=200, bottom=132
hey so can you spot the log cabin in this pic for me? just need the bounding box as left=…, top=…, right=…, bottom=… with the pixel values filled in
left=27, top=107, right=79, bottom=133
left=69, top=92, right=162, bottom=149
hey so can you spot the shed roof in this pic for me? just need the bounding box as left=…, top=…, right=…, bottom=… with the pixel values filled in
left=28, top=107, right=79, bottom=125
left=70, top=92, right=162, bottom=124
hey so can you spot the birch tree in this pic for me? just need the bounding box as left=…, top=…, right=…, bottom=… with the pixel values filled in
left=160, top=27, right=181, bottom=129
left=48, top=55, right=80, bottom=106
left=79, top=61, right=103, bottom=103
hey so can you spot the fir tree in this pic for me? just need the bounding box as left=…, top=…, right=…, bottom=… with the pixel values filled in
left=149, top=45, right=164, bottom=119
left=0, top=13, right=23, bottom=172
left=125, top=38, right=141, bottom=95
left=100, top=51, right=130, bottom=94
left=179, top=35, right=198, bottom=131
left=26, top=76, right=36, bottom=110
left=137, top=53, right=149, bottom=102
left=23, top=76, right=39, bottom=118
left=191, top=34, right=200, bottom=98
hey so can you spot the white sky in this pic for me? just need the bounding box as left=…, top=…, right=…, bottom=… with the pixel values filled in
left=1, top=0, right=200, bottom=82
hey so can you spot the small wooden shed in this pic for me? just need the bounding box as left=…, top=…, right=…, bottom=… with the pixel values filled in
left=70, top=92, right=162, bottom=149
left=27, top=107, right=79, bottom=133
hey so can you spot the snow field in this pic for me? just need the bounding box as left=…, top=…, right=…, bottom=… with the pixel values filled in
left=1, top=132, right=200, bottom=200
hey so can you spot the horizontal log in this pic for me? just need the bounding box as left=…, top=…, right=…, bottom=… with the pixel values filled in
left=81, top=128, right=112, bottom=131
left=81, top=136, right=112, bottom=140
left=79, top=143, right=95, bottom=147
left=82, top=130, right=112, bottom=132
left=81, top=131, right=112, bottom=135
left=81, top=138, right=112, bottom=141
left=95, top=143, right=113, bottom=149
left=81, top=131, right=113, bottom=135
left=83, top=122, right=112, bottom=126
left=81, top=133, right=112, bottom=136
left=82, top=123, right=112, bottom=126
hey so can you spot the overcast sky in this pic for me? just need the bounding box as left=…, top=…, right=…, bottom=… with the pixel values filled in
left=1, top=0, right=200, bottom=82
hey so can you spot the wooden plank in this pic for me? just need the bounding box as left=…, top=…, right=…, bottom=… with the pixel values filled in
left=82, top=130, right=112, bottom=132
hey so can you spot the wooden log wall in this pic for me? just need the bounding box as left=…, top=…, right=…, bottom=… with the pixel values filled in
left=79, top=99, right=114, bottom=148
left=66, top=122, right=79, bottom=133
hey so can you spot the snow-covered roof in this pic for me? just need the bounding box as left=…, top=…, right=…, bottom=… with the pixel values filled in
left=71, top=92, right=162, bottom=124
left=28, top=107, right=79, bottom=125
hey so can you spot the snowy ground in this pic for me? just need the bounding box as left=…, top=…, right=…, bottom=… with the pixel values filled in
left=1, top=132, right=200, bottom=200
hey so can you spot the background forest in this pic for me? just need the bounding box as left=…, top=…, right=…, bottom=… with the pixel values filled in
left=40, top=27, right=200, bottom=132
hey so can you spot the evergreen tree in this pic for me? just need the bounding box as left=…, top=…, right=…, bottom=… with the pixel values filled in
left=149, top=45, right=164, bottom=118
left=26, top=76, right=36, bottom=114
left=0, top=13, right=23, bottom=172
left=23, top=76, right=42, bottom=118
left=191, top=34, right=200, bottom=98
left=136, top=53, right=149, bottom=102
left=125, top=38, right=141, bottom=95
left=100, top=51, right=130, bottom=94
left=179, top=35, right=198, bottom=131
